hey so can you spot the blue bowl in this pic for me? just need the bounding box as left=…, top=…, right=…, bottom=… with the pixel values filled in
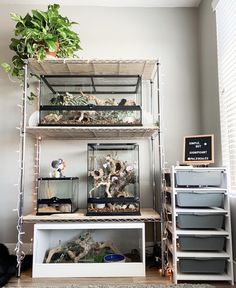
left=104, top=254, right=125, bottom=263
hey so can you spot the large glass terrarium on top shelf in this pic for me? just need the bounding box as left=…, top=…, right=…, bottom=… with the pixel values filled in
left=37, top=177, right=79, bottom=215
left=87, top=143, right=140, bottom=216
left=39, top=75, right=142, bottom=126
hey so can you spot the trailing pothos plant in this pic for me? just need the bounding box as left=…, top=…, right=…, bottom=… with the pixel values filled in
left=1, top=4, right=81, bottom=81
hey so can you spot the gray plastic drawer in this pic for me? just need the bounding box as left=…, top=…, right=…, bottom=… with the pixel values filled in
left=177, top=213, right=225, bottom=229
left=176, top=191, right=224, bottom=207
left=179, top=258, right=227, bottom=274
left=178, top=235, right=226, bottom=251
left=175, top=170, right=224, bottom=187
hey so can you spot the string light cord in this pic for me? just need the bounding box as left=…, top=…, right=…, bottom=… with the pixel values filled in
left=14, top=62, right=28, bottom=277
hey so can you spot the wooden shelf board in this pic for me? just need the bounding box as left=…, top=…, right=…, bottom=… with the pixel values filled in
left=26, top=126, right=159, bottom=139
left=28, top=59, right=159, bottom=80
left=23, top=208, right=160, bottom=223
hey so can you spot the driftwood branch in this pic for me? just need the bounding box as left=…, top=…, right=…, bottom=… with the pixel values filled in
left=45, top=232, right=124, bottom=264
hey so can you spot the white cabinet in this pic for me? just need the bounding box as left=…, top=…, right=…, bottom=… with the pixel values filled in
left=33, top=222, right=145, bottom=278
left=17, top=59, right=163, bottom=278
left=164, top=166, right=234, bottom=284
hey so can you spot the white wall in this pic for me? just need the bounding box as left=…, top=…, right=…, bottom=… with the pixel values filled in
left=198, top=0, right=221, bottom=165
left=0, top=4, right=200, bottom=242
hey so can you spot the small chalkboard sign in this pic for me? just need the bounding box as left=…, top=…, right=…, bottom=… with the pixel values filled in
left=183, top=134, right=214, bottom=165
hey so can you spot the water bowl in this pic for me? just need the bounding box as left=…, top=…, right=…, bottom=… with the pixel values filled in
left=95, top=203, right=105, bottom=209
left=104, top=254, right=125, bottom=263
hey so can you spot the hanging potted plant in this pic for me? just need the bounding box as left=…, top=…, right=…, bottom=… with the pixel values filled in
left=1, top=4, right=81, bottom=80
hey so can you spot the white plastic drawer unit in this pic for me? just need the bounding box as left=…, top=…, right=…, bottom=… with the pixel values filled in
left=176, top=190, right=225, bottom=208
left=175, top=169, right=225, bottom=187
left=178, top=235, right=226, bottom=251
left=33, top=222, right=145, bottom=278
left=179, top=258, right=228, bottom=274
left=176, top=212, right=226, bottom=229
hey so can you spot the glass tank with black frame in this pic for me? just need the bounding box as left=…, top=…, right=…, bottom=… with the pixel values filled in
left=37, top=177, right=79, bottom=215
left=87, top=143, right=140, bottom=216
left=39, top=75, right=142, bottom=126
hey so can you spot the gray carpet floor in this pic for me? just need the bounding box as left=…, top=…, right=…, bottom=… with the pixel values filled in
left=43, top=284, right=215, bottom=288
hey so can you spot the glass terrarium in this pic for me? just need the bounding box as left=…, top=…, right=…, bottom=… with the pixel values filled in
left=37, top=177, right=79, bottom=215
left=87, top=143, right=140, bottom=216
left=39, top=75, right=142, bottom=126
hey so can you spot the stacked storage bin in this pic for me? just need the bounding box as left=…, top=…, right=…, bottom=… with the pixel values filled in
left=164, top=166, right=234, bottom=284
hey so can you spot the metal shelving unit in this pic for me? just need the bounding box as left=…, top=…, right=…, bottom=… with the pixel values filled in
left=17, top=58, right=164, bottom=277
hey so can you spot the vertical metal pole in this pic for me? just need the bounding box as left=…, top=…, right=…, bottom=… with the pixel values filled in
left=150, top=79, right=154, bottom=121
left=150, top=73, right=158, bottom=244
left=16, top=61, right=28, bottom=277
left=151, top=135, right=157, bottom=243
left=150, top=80, right=156, bottom=212
left=156, top=63, right=166, bottom=276
left=34, top=137, right=41, bottom=212
left=151, top=136, right=156, bottom=212
left=35, top=77, right=41, bottom=212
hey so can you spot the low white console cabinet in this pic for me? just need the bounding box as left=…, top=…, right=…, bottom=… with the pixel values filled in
left=33, top=222, right=145, bottom=278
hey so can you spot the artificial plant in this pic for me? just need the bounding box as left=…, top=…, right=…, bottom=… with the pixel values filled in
left=1, top=4, right=81, bottom=80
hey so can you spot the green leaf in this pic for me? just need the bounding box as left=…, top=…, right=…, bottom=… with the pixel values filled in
left=23, top=13, right=32, bottom=22
left=9, top=38, right=20, bottom=50
left=32, top=9, right=47, bottom=21
left=12, top=67, right=20, bottom=77
left=1, top=63, right=12, bottom=73
left=45, top=34, right=55, bottom=41
left=12, top=55, right=24, bottom=66
left=31, top=20, right=42, bottom=29
left=48, top=4, right=60, bottom=12
left=36, top=47, right=46, bottom=61
left=10, top=13, right=23, bottom=23
left=70, top=22, right=79, bottom=26
left=26, top=43, right=34, bottom=55
left=47, top=40, right=56, bottom=52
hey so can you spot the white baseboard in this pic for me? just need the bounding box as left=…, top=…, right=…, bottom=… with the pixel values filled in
left=5, top=243, right=33, bottom=255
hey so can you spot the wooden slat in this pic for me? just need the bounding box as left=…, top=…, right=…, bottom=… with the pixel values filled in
left=23, top=208, right=160, bottom=223
left=26, top=126, right=159, bottom=140
left=28, top=59, right=158, bottom=80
